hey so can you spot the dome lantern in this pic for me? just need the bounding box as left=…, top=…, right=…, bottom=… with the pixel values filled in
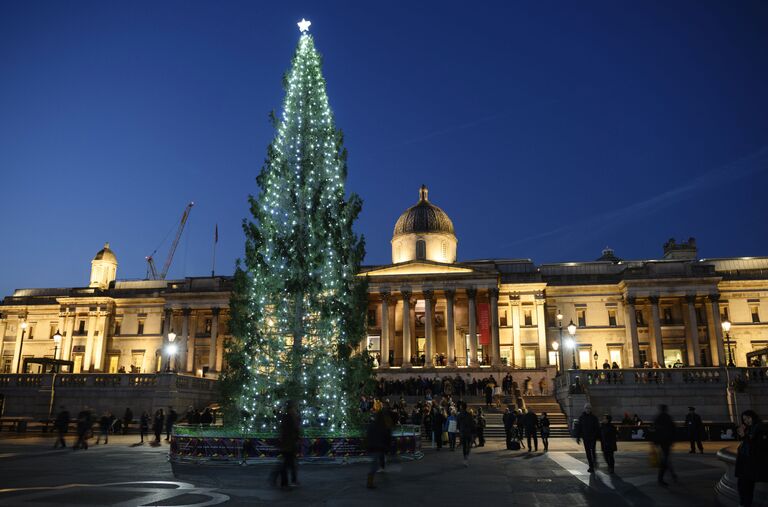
left=90, top=242, right=118, bottom=289
left=391, top=186, right=457, bottom=264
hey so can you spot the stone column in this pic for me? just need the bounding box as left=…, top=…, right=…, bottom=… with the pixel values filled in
left=424, top=290, right=434, bottom=367
left=624, top=297, right=641, bottom=367
left=489, top=288, right=501, bottom=366
left=63, top=315, right=75, bottom=362
left=83, top=313, right=97, bottom=372
left=445, top=289, right=456, bottom=367
left=160, top=308, right=172, bottom=372
left=401, top=290, right=412, bottom=367
left=11, top=318, right=25, bottom=373
left=649, top=296, right=664, bottom=367
left=685, top=295, right=702, bottom=366
left=467, top=288, right=478, bottom=366
left=535, top=295, right=547, bottom=367
left=92, top=313, right=108, bottom=371
left=0, top=319, right=7, bottom=368
left=380, top=293, right=390, bottom=369
left=182, top=308, right=192, bottom=373
left=511, top=295, right=522, bottom=368
left=707, top=294, right=725, bottom=366
left=208, top=308, right=219, bottom=373
left=56, top=315, right=65, bottom=360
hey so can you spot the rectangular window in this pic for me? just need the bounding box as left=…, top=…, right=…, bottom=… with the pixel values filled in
left=108, top=355, right=119, bottom=374
left=131, top=351, right=144, bottom=373
left=696, top=306, right=705, bottom=324
left=499, top=309, right=508, bottom=327
left=608, top=309, right=617, bottom=327
left=367, top=309, right=377, bottom=327
left=750, top=305, right=760, bottom=323
left=578, top=349, right=592, bottom=369
left=137, top=321, right=144, bottom=335
left=548, top=350, right=559, bottom=367
left=523, top=309, right=532, bottom=326
left=609, top=349, right=622, bottom=368
left=78, top=320, right=86, bottom=335
left=114, top=321, right=121, bottom=336
left=49, top=324, right=57, bottom=339
left=1, top=355, right=12, bottom=373
left=28, top=326, right=34, bottom=340
left=639, top=349, right=648, bottom=366
left=635, top=310, right=645, bottom=326
left=577, top=310, right=586, bottom=328
left=523, top=348, right=537, bottom=368
left=547, top=308, right=556, bottom=327
left=204, top=319, right=212, bottom=334
left=662, top=308, right=673, bottom=325
left=366, top=335, right=380, bottom=352
left=721, top=306, right=729, bottom=322
left=72, top=354, right=83, bottom=374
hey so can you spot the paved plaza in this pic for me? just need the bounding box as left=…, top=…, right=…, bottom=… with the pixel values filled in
left=0, top=434, right=729, bottom=506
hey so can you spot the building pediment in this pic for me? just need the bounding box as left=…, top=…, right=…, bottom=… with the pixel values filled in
left=360, top=261, right=477, bottom=277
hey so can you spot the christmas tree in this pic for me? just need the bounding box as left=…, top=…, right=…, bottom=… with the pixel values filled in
left=221, top=20, right=372, bottom=434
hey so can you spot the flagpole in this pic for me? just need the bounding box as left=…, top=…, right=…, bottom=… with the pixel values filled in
left=211, top=224, right=218, bottom=277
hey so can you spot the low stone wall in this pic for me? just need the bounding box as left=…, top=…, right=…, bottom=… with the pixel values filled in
left=0, top=373, right=219, bottom=420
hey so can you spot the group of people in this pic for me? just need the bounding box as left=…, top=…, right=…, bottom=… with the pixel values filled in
left=52, top=404, right=217, bottom=449
left=503, top=407, right=551, bottom=452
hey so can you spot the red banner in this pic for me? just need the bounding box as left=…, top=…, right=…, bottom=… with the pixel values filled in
left=478, top=303, right=491, bottom=345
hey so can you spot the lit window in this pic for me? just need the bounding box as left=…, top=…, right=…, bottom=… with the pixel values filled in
left=750, top=304, right=760, bottom=323
left=577, top=309, right=586, bottom=327
left=523, top=309, right=532, bottom=326
left=608, top=309, right=617, bottom=327
left=416, top=240, right=426, bottom=260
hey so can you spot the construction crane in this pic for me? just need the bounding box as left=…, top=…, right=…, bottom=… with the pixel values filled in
left=146, top=202, right=195, bottom=280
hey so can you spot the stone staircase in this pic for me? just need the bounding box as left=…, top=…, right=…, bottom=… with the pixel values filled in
left=523, top=395, right=571, bottom=438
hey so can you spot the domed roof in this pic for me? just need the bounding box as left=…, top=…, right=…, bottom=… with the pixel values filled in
left=93, top=242, right=117, bottom=263
left=393, top=185, right=455, bottom=237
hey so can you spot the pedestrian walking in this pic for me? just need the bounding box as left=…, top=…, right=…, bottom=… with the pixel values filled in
left=366, top=402, right=393, bottom=489
left=503, top=407, right=514, bottom=447
left=139, top=411, right=150, bottom=443
left=476, top=407, right=486, bottom=447
left=53, top=405, right=70, bottom=449
left=600, top=414, right=618, bottom=474
left=153, top=409, right=165, bottom=444
left=484, top=384, right=493, bottom=407
left=652, top=404, right=678, bottom=486
left=165, top=406, right=178, bottom=441
left=122, top=407, right=133, bottom=435
left=523, top=408, right=539, bottom=452
left=432, top=406, right=445, bottom=450
left=269, top=400, right=301, bottom=489
left=735, top=410, right=768, bottom=507
left=540, top=412, right=550, bottom=452
left=73, top=406, right=92, bottom=451
left=446, top=408, right=458, bottom=451
left=685, top=406, right=704, bottom=454
left=574, top=403, right=600, bottom=473
left=96, top=411, right=111, bottom=444
left=457, top=403, right=476, bottom=466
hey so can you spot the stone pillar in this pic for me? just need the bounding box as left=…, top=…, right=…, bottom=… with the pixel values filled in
left=707, top=294, right=726, bottom=366
left=0, top=319, right=7, bottom=368
left=685, top=295, right=702, bottom=366
left=649, top=296, right=664, bottom=367
left=83, top=313, right=97, bottom=372
left=624, top=297, right=641, bottom=367
left=511, top=295, right=522, bottom=368
left=160, top=308, right=172, bottom=372
left=182, top=308, right=192, bottom=373
left=11, top=318, right=26, bottom=373
left=424, top=290, right=434, bottom=367
left=467, top=288, right=477, bottom=367
left=380, top=293, right=390, bottom=369
left=489, top=289, right=501, bottom=366
left=535, top=295, right=547, bottom=367
left=92, top=313, right=108, bottom=371
left=445, top=289, right=456, bottom=367
left=208, top=308, right=219, bottom=373
left=63, top=315, right=75, bottom=362
left=401, top=290, right=412, bottom=367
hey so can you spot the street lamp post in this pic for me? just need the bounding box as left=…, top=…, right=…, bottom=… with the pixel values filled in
left=52, top=330, right=62, bottom=370
left=556, top=311, right=564, bottom=374
left=166, top=332, right=177, bottom=373
left=722, top=320, right=735, bottom=368
left=567, top=319, right=577, bottom=369
left=16, top=320, right=28, bottom=374
left=552, top=341, right=560, bottom=373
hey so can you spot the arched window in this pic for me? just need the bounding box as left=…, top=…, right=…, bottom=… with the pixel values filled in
left=416, top=239, right=426, bottom=260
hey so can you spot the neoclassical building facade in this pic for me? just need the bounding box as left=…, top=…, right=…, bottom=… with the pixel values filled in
left=1, top=187, right=767, bottom=375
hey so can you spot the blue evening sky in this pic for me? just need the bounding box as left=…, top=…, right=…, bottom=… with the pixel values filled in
left=1, top=1, right=767, bottom=296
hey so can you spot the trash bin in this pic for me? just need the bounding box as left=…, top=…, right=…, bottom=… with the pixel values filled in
left=16, top=420, right=27, bottom=433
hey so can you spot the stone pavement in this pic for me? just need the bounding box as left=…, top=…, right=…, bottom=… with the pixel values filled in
left=0, top=434, right=727, bottom=506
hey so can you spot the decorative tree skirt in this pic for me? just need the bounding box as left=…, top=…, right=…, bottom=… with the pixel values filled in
left=170, top=425, right=423, bottom=464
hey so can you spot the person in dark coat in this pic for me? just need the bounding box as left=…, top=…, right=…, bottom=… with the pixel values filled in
left=475, top=407, right=486, bottom=447
left=600, top=414, right=618, bottom=474
left=735, top=410, right=768, bottom=507
left=685, top=406, right=704, bottom=454
left=574, top=403, right=600, bottom=472
left=652, top=404, right=678, bottom=486
left=96, top=411, right=111, bottom=444
left=53, top=406, right=70, bottom=449
left=139, top=411, right=150, bottom=443
left=484, top=384, right=493, bottom=407
left=523, top=408, right=539, bottom=452
left=457, top=404, right=476, bottom=466
left=502, top=407, right=514, bottom=445
left=540, top=412, right=551, bottom=452
left=152, top=409, right=165, bottom=444
left=269, top=400, right=301, bottom=489
left=165, top=406, right=178, bottom=441
left=431, top=406, right=446, bottom=450
left=366, top=403, right=393, bottom=489
left=73, top=406, right=92, bottom=451
left=515, top=409, right=526, bottom=448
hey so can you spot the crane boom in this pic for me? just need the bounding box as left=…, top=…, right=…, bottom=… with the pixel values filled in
left=146, top=202, right=194, bottom=280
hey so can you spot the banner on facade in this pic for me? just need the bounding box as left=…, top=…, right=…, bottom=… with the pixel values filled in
left=478, top=303, right=490, bottom=345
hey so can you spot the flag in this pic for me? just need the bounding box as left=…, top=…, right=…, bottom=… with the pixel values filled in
left=214, top=224, right=218, bottom=243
